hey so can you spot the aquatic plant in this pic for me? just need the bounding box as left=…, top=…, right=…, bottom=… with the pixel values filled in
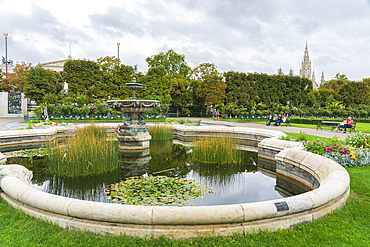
left=149, top=124, right=173, bottom=140
left=12, top=148, right=48, bottom=157
left=192, top=136, right=243, bottom=164
left=46, top=125, right=119, bottom=177
left=106, top=175, right=212, bottom=206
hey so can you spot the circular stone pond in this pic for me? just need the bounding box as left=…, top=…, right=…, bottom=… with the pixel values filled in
left=0, top=124, right=350, bottom=239
left=5, top=140, right=310, bottom=206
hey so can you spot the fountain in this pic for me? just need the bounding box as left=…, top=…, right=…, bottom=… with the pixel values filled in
left=106, top=78, right=160, bottom=150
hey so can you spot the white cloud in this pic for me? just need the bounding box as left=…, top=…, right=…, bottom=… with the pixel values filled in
left=0, top=0, right=369, bottom=80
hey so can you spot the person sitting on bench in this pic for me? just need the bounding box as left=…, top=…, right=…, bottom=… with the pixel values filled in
left=274, top=114, right=283, bottom=126
left=337, top=119, right=347, bottom=131
left=343, top=117, right=354, bottom=133
left=266, top=114, right=274, bottom=126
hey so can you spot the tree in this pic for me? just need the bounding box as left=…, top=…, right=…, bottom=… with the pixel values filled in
left=142, top=66, right=171, bottom=104
left=96, top=56, right=134, bottom=99
left=224, top=71, right=254, bottom=105
left=1, top=62, right=32, bottom=92
left=63, top=60, right=102, bottom=96
left=192, top=63, right=226, bottom=109
left=170, top=78, right=190, bottom=116
left=24, top=64, right=63, bottom=104
left=320, top=73, right=349, bottom=91
left=146, top=49, right=192, bottom=79
left=363, top=77, right=370, bottom=85
left=338, top=81, right=369, bottom=107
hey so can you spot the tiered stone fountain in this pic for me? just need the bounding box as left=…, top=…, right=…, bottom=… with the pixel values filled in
left=106, top=79, right=160, bottom=150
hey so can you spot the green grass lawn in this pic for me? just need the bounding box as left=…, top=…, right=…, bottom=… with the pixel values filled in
left=1, top=166, right=370, bottom=246
left=283, top=132, right=332, bottom=142
left=255, top=121, right=370, bottom=133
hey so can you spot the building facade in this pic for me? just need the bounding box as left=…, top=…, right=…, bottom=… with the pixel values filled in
left=299, top=43, right=324, bottom=90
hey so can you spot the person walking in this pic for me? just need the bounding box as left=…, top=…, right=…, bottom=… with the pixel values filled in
left=213, top=109, right=217, bottom=120
left=216, top=109, right=220, bottom=120
left=42, top=106, right=48, bottom=121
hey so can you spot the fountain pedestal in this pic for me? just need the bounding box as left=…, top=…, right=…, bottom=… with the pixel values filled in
left=106, top=84, right=160, bottom=150
left=117, top=125, right=151, bottom=150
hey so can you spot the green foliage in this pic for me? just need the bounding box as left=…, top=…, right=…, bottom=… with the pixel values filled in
left=12, top=148, right=48, bottom=157
left=63, top=60, right=102, bottom=96
left=149, top=124, right=173, bottom=140
left=106, top=176, right=212, bottom=206
left=170, top=78, right=190, bottom=114
left=345, top=132, right=370, bottom=148
left=24, top=64, right=63, bottom=104
left=96, top=56, right=133, bottom=99
left=301, top=133, right=370, bottom=167
left=338, top=81, right=370, bottom=107
left=192, top=136, right=242, bottom=164
left=46, top=125, right=119, bottom=177
left=145, top=49, right=192, bottom=79
left=320, top=73, right=349, bottom=90
left=192, top=63, right=226, bottom=108
left=296, top=130, right=308, bottom=141
left=166, top=118, right=201, bottom=126
left=142, top=66, right=171, bottom=104
left=224, top=71, right=312, bottom=107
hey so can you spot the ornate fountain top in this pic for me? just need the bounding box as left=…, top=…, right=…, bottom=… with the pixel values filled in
left=125, top=83, right=143, bottom=91
left=125, top=77, right=142, bottom=99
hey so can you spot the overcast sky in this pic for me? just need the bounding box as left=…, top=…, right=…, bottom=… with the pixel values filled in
left=1, top=0, right=369, bottom=82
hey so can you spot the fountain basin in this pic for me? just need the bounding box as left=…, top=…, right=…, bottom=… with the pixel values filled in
left=0, top=124, right=350, bottom=239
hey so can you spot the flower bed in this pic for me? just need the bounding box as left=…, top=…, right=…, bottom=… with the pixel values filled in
left=30, top=121, right=72, bottom=129
left=303, top=132, right=370, bottom=167
left=166, top=118, right=201, bottom=126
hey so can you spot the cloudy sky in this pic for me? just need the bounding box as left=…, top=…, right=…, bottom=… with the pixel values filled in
left=1, top=0, right=369, bottom=82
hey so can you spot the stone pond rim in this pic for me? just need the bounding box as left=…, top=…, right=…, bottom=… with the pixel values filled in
left=0, top=125, right=350, bottom=239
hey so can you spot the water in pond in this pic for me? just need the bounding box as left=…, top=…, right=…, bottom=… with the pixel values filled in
left=5, top=140, right=310, bottom=206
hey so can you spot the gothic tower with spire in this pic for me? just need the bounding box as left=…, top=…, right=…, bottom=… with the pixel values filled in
left=299, top=43, right=319, bottom=90
left=321, top=71, right=325, bottom=86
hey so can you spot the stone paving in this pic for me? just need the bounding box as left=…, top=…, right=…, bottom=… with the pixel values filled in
left=0, top=117, right=351, bottom=139
left=195, top=118, right=350, bottom=139
left=0, top=117, right=28, bottom=131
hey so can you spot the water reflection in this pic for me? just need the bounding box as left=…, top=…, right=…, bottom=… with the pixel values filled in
left=5, top=140, right=311, bottom=205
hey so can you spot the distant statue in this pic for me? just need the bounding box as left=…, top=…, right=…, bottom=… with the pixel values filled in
left=134, top=64, right=138, bottom=72
left=1, top=56, right=13, bottom=65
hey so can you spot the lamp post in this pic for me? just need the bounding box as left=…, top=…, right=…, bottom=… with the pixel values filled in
left=4, top=33, right=8, bottom=77
left=117, top=43, right=120, bottom=60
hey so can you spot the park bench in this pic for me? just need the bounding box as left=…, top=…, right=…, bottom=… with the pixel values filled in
left=279, top=121, right=291, bottom=127
left=316, top=121, right=356, bottom=133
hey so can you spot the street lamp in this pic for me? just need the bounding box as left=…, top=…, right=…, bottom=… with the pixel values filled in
left=117, top=43, right=120, bottom=60
left=4, top=33, right=8, bottom=76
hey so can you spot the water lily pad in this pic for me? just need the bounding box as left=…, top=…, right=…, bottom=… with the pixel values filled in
left=106, top=175, right=213, bottom=206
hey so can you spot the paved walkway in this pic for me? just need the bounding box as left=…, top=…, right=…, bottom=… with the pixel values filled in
left=197, top=118, right=349, bottom=139
left=0, top=117, right=28, bottom=131
left=0, top=117, right=349, bottom=139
